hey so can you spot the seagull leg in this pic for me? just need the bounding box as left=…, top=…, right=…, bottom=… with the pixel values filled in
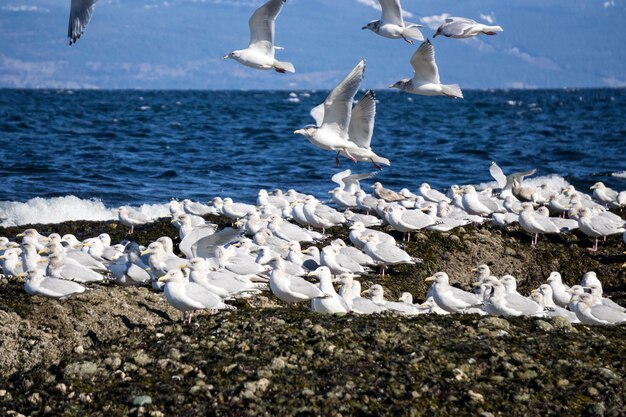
left=370, top=159, right=382, bottom=170
left=343, top=148, right=357, bottom=163
left=401, top=35, right=414, bottom=44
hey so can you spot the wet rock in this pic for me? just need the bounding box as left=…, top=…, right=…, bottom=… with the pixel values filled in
left=64, top=361, right=99, bottom=379
left=532, top=320, right=554, bottom=332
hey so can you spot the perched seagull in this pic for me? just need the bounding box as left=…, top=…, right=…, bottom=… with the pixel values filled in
left=117, top=207, right=152, bottom=234
left=159, top=269, right=236, bottom=323
left=24, top=269, right=87, bottom=299
left=433, top=17, right=503, bottom=39
left=590, top=182, right=620, bottom=208
left=361, top=0, right=424, bottom=44
left=294, top=61, right=374, bottom=166
left=223, top=0, right=294, bottom=73
left=389, top=40, right=463, bottom=98
left=310, top=90, right=390, bottom=169
left=68, top=0, right=97, bottom=45
left=518, top=202, right=560, bottom=245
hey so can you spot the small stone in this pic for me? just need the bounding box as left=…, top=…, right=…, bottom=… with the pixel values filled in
left=132, top=395, right=152, bottom=407
left=478, top=317, right=510, bottom=331
left=64, top=361, right=99, bottom=379
left=311, top=324, right=326, bottom=335
left=270, top=357, right=285, bottom=371
left=301, top=388, right=315, bottom=397
left=74, top=345, right=84, bottom=354
left=518, top=370, right=538, bottom=380
left=54, top=383, right=67, bottom=394
left=551, top=316, right=576, bottom=332
left=304, top=349, right=314, bottom=358
left=468, top=390, right=484, bottom=403
left=149, top=412, right=165, bottom=417
left=28, top=392, right=41, bottom=404
left=449, top=235, right=461, bottom=244
left=532, top=320, right=554, bottom=332
left=557, top=379, right=569, bottom=387
left=490, top=376, right=505, bottom=383
left=133, top=351, right=153, bottom=366
left=0, top=390, right=6, bottom=397
left=588, top=387, right=599, bottom=396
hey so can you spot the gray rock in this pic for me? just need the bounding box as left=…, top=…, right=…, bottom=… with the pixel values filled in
left=131, top=395, right=152, bottom=406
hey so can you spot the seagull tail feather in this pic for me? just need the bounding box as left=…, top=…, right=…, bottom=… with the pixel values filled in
left=274, top=60, right=295, bottom=74
left=402, top=26, right=424, bottom=41
left=441, top=84, right=464, bottom=99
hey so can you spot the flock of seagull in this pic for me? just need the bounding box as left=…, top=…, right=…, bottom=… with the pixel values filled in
left=1, top=163, right=625, bottom=325
left=67, top=0, right=504, bottom=168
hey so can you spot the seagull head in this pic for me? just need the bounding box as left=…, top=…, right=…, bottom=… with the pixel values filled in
left=293, top=126, right=317, bottom=138
left=362, top=20, right=379, bottom=31
left=223, top=51, right=240, bottom=59
left=388, top=79, right=410, bottom=90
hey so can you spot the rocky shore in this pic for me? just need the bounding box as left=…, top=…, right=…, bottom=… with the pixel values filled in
left=0, top=216, right=625, bottom=416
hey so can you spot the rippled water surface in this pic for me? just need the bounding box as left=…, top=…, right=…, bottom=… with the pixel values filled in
left=1, top=88, right=624, bottom=206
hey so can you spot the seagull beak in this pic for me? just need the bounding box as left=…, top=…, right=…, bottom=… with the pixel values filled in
left=361, top=26, right=368, bottom=30
left=293, top=129, right=305, bottom=135
left=388, top=84, right=395, bottom=88
left=38, top=259, right=47, bottom=263
left=471, top=268, right=477, bottom=273
left=179, top=263, right=187, bottom=269
left=16, top=233, right=24, bottom=238
left=157, top=275, right=167, bottom=282
left=424, top=276, right=435, bottom=282
left=223, top=54, right=230, bottom=59
left=37, top=249, right=47, bottom=255
left=140, top=250, right=150, bottom=256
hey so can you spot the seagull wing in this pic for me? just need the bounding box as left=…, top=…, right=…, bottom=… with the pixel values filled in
left=321, top=60, right=366, bottom=138
left=410, top=40, right=440, bottom=84
left=68, top=0, right=97, bottom=45
left=343, top=171, right=378, bottom=194
left=331, top=169, right=351, bottom=190
left=442, top=20, right=473, bottom=37
left=446, top=16, right=477, bottom=24
left=289, top=276, right=325, bottom=298
left=248, top=0, right=285, bottom=57
left=185, top=283, right=223, bottom=309
left=40, top=277, right=85, bottom=297
left=379, top=0, right=404, bottom=26
left=192, top=228, right=243, bottom=260
left=348, top=90, right=376, bottom=149
left=590, top=304, right=626, bottom=323
left=489, top=162, right=507, bottom=189
left=310, top=103, right=325, bottom=127
left=179, top=223, right=218, bottom=259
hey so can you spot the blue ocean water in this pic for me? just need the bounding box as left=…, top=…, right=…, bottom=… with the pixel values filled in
left=0, top=88, right=624, bottom=207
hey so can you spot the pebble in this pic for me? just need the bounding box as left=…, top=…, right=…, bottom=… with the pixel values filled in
left=131, top=395, right=152, bottom=406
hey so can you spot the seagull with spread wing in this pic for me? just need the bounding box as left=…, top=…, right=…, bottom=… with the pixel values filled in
left=389, top=39, right=463, bottom=99
left=223, top=0, right=294, bottom=73
left=67, top=0, right=97, bottom=45
left=362, top=0, right=424, bottom=44
left=434, top=17, right=503, bottom=39
left=295, top=61, right=389, bottom=169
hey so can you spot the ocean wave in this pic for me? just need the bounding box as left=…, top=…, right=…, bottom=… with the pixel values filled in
left=611, top=171, right=626, bottom=179
left=0, top=196, right=169, bottom=228
left=477, top=174, right=570, bottom=194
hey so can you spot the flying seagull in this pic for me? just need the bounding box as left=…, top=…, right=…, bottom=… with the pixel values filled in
left=362, top=0, right=424, bottom=44
left=223, top=0, right=294, bottom=73
left=434, top=17, right=503, bottom=39
left=389, top=39, right=463, bottom=98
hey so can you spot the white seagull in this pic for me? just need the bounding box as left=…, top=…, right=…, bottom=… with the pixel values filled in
left=310, top=90, right=390, bottom=169
left=433, top=17, right=503, bottom=39
left=295, top=60, right=376, bottom=166
left=361, top=0, right=424, bottom=44
left=223, top=0, right=294, bottom=73
left=389, top=40, right=463, bottom=98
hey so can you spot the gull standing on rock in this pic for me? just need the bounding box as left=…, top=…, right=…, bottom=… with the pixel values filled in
left=363, top=234, right=419, bottom=276
left=118, top=207, right=152, bottom=234
left=24, top=269, right=87, bottom=299
left=546, top=271, right=572, bottom=308
left=433, top=17, right=503, bottom=39
left=361, top=0, right=424, bottom=44
left=309, top=267, right=350, bottom=314
left=269, top=263, right=329, bottom=306
left=576, top=207, right=626, bottom=251
left=518, top=202, right=560, bottom=245
left=159, top=269, right=236, bottom=323
left=223, top=0, right=294, bottom=73
left=571, top=293, right=626, bottom=325
left=389, top=40, right=463, bottom=98
left=425, top=272, right=481, bottom=313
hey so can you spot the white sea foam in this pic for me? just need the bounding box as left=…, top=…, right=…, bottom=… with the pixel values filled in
left=0, top=196, right=169, bottom=228
left=611, top=171, right=626, bottom=179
